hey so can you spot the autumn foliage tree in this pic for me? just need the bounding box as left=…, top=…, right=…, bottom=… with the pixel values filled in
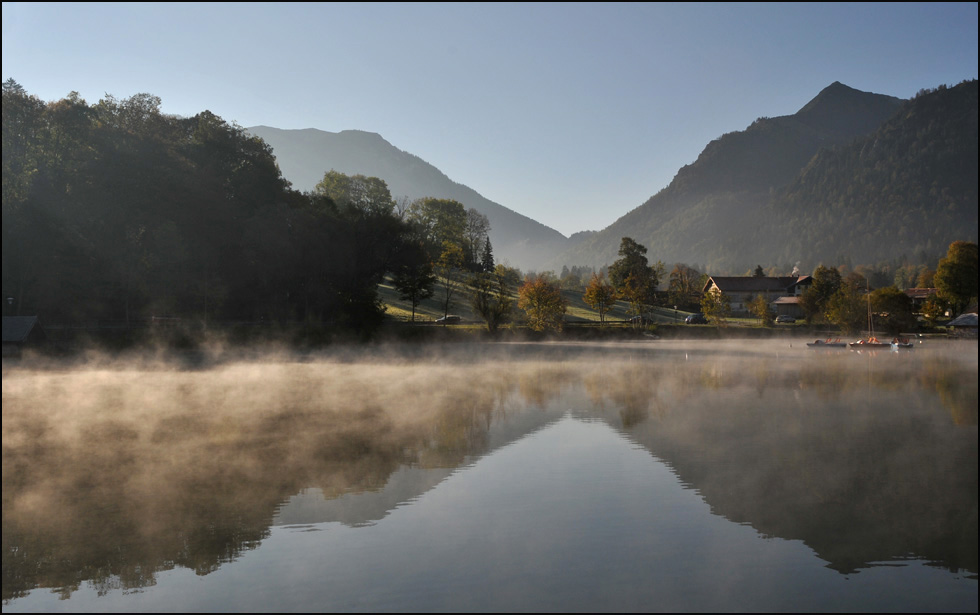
left=518, top=275, right=567, bottom=332
left=700, top=290, right=732, bottom=325
left=935, top=240, right=979, bottom=316
left=747, top=294, right=776, bottom=326
left=582, top=272, right=616, bottom=324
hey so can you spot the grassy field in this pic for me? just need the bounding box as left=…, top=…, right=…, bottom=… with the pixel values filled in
left=377, top=275, right=706, bottom=327
left=376, top=274, right=845, bottom=336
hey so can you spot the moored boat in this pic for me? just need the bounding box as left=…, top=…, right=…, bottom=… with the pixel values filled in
left=890, top=336, right=915, bottom=350
left=807, top=338, right=847, bottom=348
left=849, top=281, right=891, bottom=350
left=849, top=336, right=891, bottom=349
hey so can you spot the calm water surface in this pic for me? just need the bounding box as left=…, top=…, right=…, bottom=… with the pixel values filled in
left=2, top=339, right=976, bottom=612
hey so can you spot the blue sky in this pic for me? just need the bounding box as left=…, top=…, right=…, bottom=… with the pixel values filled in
left=3, top=2, right=977, bottom=237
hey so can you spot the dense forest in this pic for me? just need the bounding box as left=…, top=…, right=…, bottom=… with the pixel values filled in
left=1, top=80, right=491, bottom=339
left=766, top=81, right=979, bottom=267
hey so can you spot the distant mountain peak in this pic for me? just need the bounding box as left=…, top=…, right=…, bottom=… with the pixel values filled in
left=247, top=125, right=568, bottom=270
left=336, top=129, right=388, bottom=142
left=548, top=81, right=935, bottom=272
left=794, top=82, right=903, bottom=136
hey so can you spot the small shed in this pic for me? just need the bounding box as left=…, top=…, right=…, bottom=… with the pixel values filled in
left=2, top=316, right=47, bottom=357
left=946, top=313, right=978, bottom=338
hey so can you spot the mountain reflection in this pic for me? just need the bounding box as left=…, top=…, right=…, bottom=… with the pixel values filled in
left=2, top=341, right=977, bottom=601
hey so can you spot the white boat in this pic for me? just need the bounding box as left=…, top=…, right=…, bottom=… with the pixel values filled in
left=891, top=336, right=915, bottom=350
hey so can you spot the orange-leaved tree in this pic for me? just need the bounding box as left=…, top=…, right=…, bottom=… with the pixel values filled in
left=582, top=272, right=616, bottom=324
left=518, top=275, right=567, bottom=332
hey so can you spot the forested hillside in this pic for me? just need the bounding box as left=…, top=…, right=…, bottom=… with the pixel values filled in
left=551, top=81, right=977, bottom=274
left=765, top=80, right=979, bottom=267
left=1, top=81, right=443, bottom=336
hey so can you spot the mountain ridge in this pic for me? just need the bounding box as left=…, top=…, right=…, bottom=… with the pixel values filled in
left=246, top=125, right=568, bottom=271
left=547, top=81, right=910, bottom=272
left=251, top=80, right=975, bottom=277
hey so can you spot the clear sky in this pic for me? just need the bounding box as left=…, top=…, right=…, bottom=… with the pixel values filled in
left=3, top=2, right=977, bottom=237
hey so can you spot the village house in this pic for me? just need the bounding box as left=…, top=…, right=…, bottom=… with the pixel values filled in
left=903, top=288, right=938, bottom=312
left=2, top=316, right=47, bottom=357
left=702, top=275, right=812, bottom=318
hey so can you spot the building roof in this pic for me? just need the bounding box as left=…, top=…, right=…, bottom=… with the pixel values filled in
left=947, top=313, right=978, bottom=327
left=703, top=276, right=811, bottom=295
left=2, top=316, right=43, bottom=343
left=904, top=288, right=938, bottom=300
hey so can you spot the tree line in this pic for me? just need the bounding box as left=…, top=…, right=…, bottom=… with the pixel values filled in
left=5, top=80, right=973, bottom=340
left=1, top=80, right=497, bottom=339
left=0, top=81, right=710, bottom=340
left=790, top=241, right=978, bottom=334
left=694, top=240, right=978, bottom=333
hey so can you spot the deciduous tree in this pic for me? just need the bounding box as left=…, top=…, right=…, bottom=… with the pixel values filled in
left=921, top=296, right=948, bottom=325
left=313, top=170, right=395, bottom=216
left=609, top=237, right=663, bottom=319
left=747, top=294, right=776, bottom=326
left=916, top=267, right=936, bottom=288
left=667, top=264, right=703, bottom=310
left=464, top=208, right=491, bottom=269
left=470, top=270, right=513, bottom=333
left=583, top=272, right=616, bottom=324
left=391, top=240, right=436, bottom=322
left=406, top=198, right=468, bottom=260
left=518, top=275, right=567, bottom=332
left=871, top=286, right=917, bottom=334
left=935, top=241, right=978, bottom=316
left=799, top=265, right=842, bottom=324
left=701, top=290, right=732, bottom=325
left=825, top=282, right=867, bottom=335
left=435, top=241, right=465, bottom=319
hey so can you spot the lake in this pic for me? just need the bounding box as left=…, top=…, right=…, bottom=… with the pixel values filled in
left=2, top=339, right=977, bottom=612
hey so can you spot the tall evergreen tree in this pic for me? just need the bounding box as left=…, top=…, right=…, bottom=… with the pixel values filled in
left=480, top=237, right=495, bottom=273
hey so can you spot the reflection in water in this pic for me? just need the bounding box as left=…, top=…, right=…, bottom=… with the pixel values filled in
left=2, top=340, right=977, bottom=610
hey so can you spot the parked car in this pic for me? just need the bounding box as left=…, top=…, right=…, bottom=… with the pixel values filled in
left=775, top=315, right=796, bottom=324
left=629, top=314, right=654, bottom=325
left=435, top=315, right=462, bottom=324
left=685, top=313, right=708, bottom=324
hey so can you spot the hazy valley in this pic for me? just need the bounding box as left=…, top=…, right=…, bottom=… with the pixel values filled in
left=251, top=80, right=978, bottom=274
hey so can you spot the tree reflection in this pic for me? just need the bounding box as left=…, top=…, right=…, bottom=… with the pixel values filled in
left=1, top=359, right=526, bottom=600
left=617, top=352, right=978, bottom=577
left=2, top=343, right=976, bottom=602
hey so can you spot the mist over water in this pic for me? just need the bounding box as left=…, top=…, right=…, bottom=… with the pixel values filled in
left=3, top=340, right=977, bottom=612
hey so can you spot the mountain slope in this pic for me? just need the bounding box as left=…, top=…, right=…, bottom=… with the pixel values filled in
left=551, top=82, right=907, bottom=273
left=246, top=126, right=567, bottom=271
left=766, top=80, right=978, bottom=267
